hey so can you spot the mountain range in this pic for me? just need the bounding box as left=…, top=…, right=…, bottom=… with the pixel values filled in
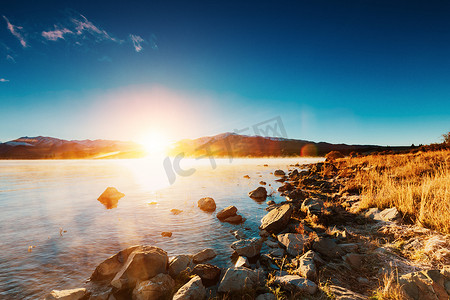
left=0, top=136, right=145, bottom=159
left=0, top=134, right=410, bottom=159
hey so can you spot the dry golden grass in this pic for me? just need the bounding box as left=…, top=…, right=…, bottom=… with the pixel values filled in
left=340, top=150, right=450, bottom=234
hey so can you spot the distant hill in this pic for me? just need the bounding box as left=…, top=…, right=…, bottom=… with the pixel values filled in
left=168, top=132, right=411, bottom=157
left=0, top=136, right=145, bottom=159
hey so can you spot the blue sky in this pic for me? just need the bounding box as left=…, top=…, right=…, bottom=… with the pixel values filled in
left=1, top=0, right=449, bottom=146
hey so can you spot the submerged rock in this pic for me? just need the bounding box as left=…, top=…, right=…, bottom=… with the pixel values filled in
left=97, top=187, right=124, bottom=209
left=193, top=248, right=216, bottom=263
left=274, top=170, right=285, bottom=176
left=197, top=197, right=216, bottom=212
left=248, top=187, right=268, bottom=200
left=217, top=206, right=238, bottom=221
left=260, top=204, right=293, bottom=233
left=173, top=276, right=206, bottom=300
left=171, top=209, right=183, bottom=215
left=161, top=232, right=172, bottom=237
left=132, top=273, right=174, bottom=300
left=44, top=288, right=86, bottom=300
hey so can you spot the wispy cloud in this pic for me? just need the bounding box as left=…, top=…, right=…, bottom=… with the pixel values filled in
left=98, top=55, right=112, bottom=62
left=6, top=54, right=15, bottom=63
left=72, top=14, right=121, bottom=43
left=3, top=16, right=27, bottom=48
left=130, top=34, right=145, bottom=52
left=0, top=78, right=9, bottom=82
left=42, top=26, right=73, bottom=41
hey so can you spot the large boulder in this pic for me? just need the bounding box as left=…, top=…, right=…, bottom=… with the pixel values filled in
left=110, top=246, right=169, bottom=289
left=193, top=249, right=216, bottom=264
left=197, top=197, right=216, bottom=212
left=97, top=187, right=124, bottom=209
left=90, top=245, right=141, bottom=282
left=231, top=238, right=263, bottom=258
left=277, top=233, right=309, bottom=256
left=191, top=264, right=222, bottom=287
left=173, top=276, right=206, bottom=300
left=312, top=237, right=345, bottom=258
left=272, top=275, right=317, bottom=295
left=248, top=187, right=268, bottom=200
left=169, top=255, right=195, bottom=278
left=45, top=288, right=87, bottom=300
left=218, top=267, right=262, bottom=294
left=132, top=273, right=175, bottom=300
left=260, top=204, right=293, bottom=233
left=216, top=206, right=238, bottom=220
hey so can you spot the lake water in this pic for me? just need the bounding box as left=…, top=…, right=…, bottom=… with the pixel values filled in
left=0, top=157, right=323, bottom=299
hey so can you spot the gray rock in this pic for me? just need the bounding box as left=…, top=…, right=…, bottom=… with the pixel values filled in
left=45, top=288, right=86, bottom=300
left=90, top=245, right=141, bottom=282
left=110, top=246, right=169, bottom=289
left=296, top=250, right=317, bottom=280
left=217, top=206, right=238, bottom=221
left=365, top=207, right=382, bottom=220
left=231, top=238, right=263, bottom=258
left=273, top=275, right=317, bottom=294
left=218, top=267, right=263, bottom=293
left=193, top=249, right=217, bottom=264
left=277, top=233, right=309, bottom=256
left=260, top=204, right=293, bottom=233
left=379, top=207, right=401, bottom=221
left=197, top=197, right=216, bottom=212
left=312, top=237, right=345, bottom=258
left=343, top=253, right=363, bottom=269
left=191, top=264, right=221, bottom=287
left=328, top=285, right=368, bottom=300
left=301, top=198, right=324, bottom=215
left=256, top=293, right=276, bottom=300
left=173, top=276, right=206, bottom=300
left=132, top=273, right=174, bottom=300
left=169, top=255, right=195, bottom=278
left=269, top=248, right=284, bottom=258
left=249, top=187, right=268, bottom=199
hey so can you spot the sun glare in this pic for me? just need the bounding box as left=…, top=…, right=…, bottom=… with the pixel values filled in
left=138, top=131, right=172, bottom=156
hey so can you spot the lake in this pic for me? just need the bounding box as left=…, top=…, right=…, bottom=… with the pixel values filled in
left=0, top=157, right=323, bottom=299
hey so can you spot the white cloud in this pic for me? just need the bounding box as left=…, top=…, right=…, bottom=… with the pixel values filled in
left=72, top=14, right=120, bottom=43
left=0, top=78, right=9, bottom=82
left=130, top=34, right=145, bottom=52
left=3, top=16, right=27, bottom=48
left=42, top=26, right=73, bottom=41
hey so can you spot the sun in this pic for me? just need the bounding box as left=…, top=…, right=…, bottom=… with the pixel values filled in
left=138, top=131, right=172, bottom=156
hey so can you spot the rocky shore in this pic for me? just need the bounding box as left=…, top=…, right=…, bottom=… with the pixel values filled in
left=46, top=160, right=450, bottom=300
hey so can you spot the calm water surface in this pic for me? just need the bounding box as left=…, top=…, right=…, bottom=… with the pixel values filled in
left=0, top=157, right=323, bottom=299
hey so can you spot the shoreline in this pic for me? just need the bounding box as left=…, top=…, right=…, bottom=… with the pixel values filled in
left=45, top=153, right=450, bottom=299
